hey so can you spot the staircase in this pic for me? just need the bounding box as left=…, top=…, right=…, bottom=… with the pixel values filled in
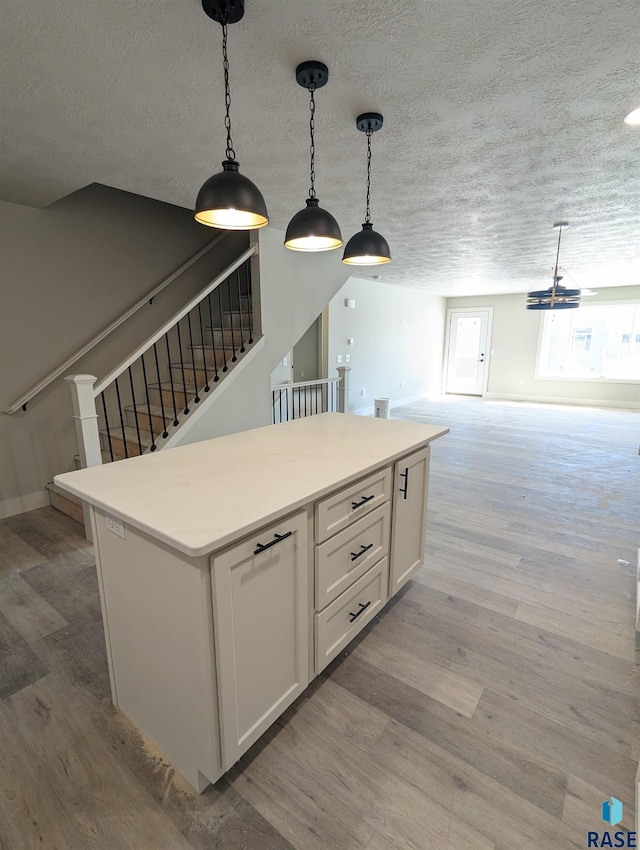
left=98, top=303, right=253, bottom=461
left=51, top=247, right=259, bottom=526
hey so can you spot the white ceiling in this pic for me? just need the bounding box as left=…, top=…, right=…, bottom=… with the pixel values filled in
left=1, top=0, right=639, bottom=295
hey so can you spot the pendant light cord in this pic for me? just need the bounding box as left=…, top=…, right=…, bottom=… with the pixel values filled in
left=364, top=128, right=373, bottom=223
left=221, top=15, right=236, bottom=162
left=308, top=82, right=317, bottom=199
left=551, top=226, right=563, bottom=306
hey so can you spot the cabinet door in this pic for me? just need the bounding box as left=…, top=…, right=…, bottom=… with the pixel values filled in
left=210, top=510, right=309, bottom=769
left=389, top=446, right=430, bottom=595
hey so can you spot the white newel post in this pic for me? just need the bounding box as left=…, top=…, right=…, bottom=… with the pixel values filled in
left=336, top=366, right=351, bottom=414
left=65, top=374, right=101, bottom=541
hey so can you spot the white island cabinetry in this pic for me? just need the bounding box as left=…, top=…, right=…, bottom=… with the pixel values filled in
left=55, top=413, right=448, bottom=792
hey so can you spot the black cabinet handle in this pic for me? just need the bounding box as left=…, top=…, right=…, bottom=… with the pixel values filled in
left=352, top=494, right=374, bottom=510
left=349, top=601, right=371, bottom=622
left=399, top=467, right=409, bottom=500
left=350, top=543, right=373, bottom=562
left=253, top=531, right=292, bottom=555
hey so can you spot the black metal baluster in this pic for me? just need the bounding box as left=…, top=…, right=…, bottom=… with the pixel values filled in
left=286, top=387, right=290, bottom=421
left=235, top=268, right=246, bottom=352
left=153, top=342, right=169, bottom=438
left=186, top=311, right=200, bottom=403
left=227, top=277, right=237, bottom=362
left=175, top=321, right=190, bottom=414
left=217, top=286, right=229, bottom=372
left=206, top=293, right=220, bottom=382
left=141, top=352, right=156, bottom=451
left=304, top=386, right=307, bottom=417
left=245, top=260, right=254, bottom=344
left=279, top=389, right=283, bottom=423
left=197, top=301, right=210, bottom=392
left=128, top=366, right=143, bottom=456
left=164, top=333, right=179, bottom=426
left=315, top=383, right=319, bottom=414
left=100, top=391, right=114, bottom=462
left=115, top=377, right=129, bottom=458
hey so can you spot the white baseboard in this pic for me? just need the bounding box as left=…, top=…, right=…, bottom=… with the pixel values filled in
left=0, top=489, right=50, bottom=519
left=484, top=392, right=640, bottom=411
left=348, top=393, right=429, bottom=417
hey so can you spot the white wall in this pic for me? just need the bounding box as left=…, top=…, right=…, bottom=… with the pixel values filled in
left=171, top=227, right=353, bottom=443
left=446, top=286, right=640, bottom=409
left=0, top=184, right=248, bottom=513
left=327, top=278, right=447, bottom=415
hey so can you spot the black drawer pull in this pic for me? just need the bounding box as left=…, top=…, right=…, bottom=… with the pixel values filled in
left=349, top=601, right=371, bottom=622
left=351, top=494, right=375, bottom=510
left=253, top=531, right=293, bottom=555
left=350, top=543, right=373, bottom=562
left=399, top=467, right=409, bottom=500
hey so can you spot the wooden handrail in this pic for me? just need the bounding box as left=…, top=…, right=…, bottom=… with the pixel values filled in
left=94, top=245, right=256, bottom=397
left=3, top=234, right=226, bottom=414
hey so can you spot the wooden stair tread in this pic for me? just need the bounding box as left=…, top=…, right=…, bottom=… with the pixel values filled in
left=101, top=425, right=153, bottom=446
left=46, top=481, right=82, bottom=506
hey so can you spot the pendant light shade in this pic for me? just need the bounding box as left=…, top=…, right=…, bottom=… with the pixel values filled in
left=343, top=113, right=391, bottom=266
left=284, top=198, right=343, bottom=252
left=526, top=222, right=580, bottom=310
left=194, top=1, right=268, bottom=231
left=285, top=62, right=342, bottom=252
left=342, top=223, right=391, bottom=265
left=195, top=160, right=268, bottom=229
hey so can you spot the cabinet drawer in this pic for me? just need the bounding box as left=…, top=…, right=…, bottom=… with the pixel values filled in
left=315, top=466, right=391, bottom=543
left=315, top=558, right=388, bottom=673
left=315, top=503, right=390, bottom=610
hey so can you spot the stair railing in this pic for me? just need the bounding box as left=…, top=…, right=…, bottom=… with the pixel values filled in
left=272, top=366, right=350, bottom=423
left=4, top=234, right=227, bottom=415
left=67, top=244, right=258, bottom=467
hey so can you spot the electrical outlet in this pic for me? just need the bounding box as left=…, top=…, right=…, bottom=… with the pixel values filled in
left=282, top=356, right=288, bottom=366
left=337, top=354, right=343, bottom=363
left=400, top=380, right=404, bottom=388
left=105, top=515, right=125, bottom=539
left=345, top=354, right=351, bottom=363
left=347, top=338, right=354, bottom=346
left=490, top=349, right=495, bottom=356
left=360, top=388, right=366, bottom=397
left=519, top=378, right=525, bottom=385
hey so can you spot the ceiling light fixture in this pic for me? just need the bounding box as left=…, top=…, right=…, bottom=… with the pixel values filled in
left=285, top=62, right=342, bottom=252
left=342, top=113, right=391, bottom=266
left=623, top=106, right=640, bottom=126
left=526, top=222, right=580, bottom=310
left=194, top=0, right=268, bottom=230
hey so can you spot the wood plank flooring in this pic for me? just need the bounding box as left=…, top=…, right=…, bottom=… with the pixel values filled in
left=1, top=396, right=638, bottom=849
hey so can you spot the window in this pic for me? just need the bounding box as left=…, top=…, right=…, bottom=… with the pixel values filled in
left=537, top=303, right=640, bottom=381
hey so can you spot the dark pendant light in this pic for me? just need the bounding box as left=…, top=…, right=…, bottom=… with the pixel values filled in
left=285, top=62, right=342, bottom=252
left=343, top=113, right=391, bottom=266
left=526, top=222, right=580, bottom=310
left=195, top=0, right=268, bottom=230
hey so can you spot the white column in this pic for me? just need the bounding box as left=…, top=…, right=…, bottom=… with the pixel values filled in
left=336, top=366, right=351, bottom=414
left=65, top=375, right=101, bottom=542
left=66, top=374, right=102, bottom=468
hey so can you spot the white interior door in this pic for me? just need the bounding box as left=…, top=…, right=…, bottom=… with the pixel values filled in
left=445, top=310, right=490, bottom=396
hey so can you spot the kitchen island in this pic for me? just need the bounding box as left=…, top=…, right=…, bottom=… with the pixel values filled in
left=55, top=412, right=448, bottom=792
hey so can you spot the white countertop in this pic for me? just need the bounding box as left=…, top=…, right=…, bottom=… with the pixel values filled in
left=55, top=413, right=448, bottom=557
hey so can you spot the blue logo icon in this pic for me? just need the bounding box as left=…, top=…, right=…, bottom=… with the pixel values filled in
left=601, top=797, right=623, bottom=827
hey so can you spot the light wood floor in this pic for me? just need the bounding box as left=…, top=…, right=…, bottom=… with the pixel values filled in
left=1, top=396, right=638, bottom=849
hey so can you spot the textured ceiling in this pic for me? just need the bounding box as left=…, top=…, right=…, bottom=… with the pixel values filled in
left=1, top=0, right=639, bottom=295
